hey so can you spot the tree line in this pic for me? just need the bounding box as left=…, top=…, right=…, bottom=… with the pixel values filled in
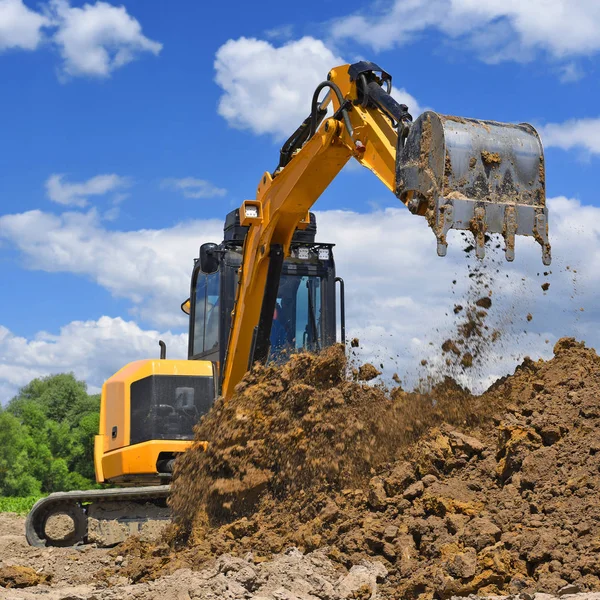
left=0, top=374, right=99, bottom=497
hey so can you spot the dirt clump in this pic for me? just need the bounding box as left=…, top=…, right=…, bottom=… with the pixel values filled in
left=481, top=151, right=502, bottom=166
left=542, top=282, right=550, bottom=291
left=158, top=338, right=600, bottom=599
left=475, top=297, right=492, bottom=309
left=0, top=566, right=51, bottom=588
left=357, top=363, right=381, bottom=382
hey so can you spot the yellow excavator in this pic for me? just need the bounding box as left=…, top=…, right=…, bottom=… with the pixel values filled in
left=26, top=61, right=551, bottom=547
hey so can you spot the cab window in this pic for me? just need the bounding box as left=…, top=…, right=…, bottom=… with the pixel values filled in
left=192, top=270, right=220, bottom=356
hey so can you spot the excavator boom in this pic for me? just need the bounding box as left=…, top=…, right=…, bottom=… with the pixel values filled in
left=220, top=60, right=550, bottom=397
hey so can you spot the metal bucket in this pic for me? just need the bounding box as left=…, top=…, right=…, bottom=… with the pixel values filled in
left=396, top=111, right=551, bottom=265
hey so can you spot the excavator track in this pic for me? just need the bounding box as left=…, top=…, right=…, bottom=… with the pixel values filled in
left=25, top=485, right=171, bottom=548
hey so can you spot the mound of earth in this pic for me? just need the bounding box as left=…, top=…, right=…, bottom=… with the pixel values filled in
left=158, top=338, right=600, bottom=598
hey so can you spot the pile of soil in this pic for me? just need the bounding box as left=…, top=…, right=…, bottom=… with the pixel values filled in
left=163, top=337, right=600, bottom=598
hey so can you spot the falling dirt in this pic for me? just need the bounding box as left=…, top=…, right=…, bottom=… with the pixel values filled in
left=542, top=283, right=551, bottom=291
left=357, top=363, right=382, bottom=382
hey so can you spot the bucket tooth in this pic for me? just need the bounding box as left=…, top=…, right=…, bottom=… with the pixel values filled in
left=435, top=202, right=454, bottom=257
left=503, top=206, right=517, bottom=262
left=472, top=206, right=487, bottom=260
left=534, top=212, right=552, bottom=266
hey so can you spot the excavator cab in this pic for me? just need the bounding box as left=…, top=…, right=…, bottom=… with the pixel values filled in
left=185, top=209, right=343, bottom=390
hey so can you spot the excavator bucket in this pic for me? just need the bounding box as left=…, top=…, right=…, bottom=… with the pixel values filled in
left=396, top=111, right=551, bottom=265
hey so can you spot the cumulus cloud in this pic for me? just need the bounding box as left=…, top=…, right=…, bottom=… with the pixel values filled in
left=540, top=118, right=600, bottom=155
left=45, top=173, right=131, bottom=206
left=214, top=35, right=423, bottom=139
left=214, top=36, right=344, bottom=139
left=1, top=196, right=599, bottom=398
left=49, top=0, right=162, bottom=78
left=0, top=317, right=187, bottom=401
left=161, top=178, right=227, bottom=199
left=330, top=0, right=600, bottom=66
left=0, top=0, right=161, bottom=77
left=0, top=0, right=49, bottom=50
left=0, top=208, right=223, bottom=328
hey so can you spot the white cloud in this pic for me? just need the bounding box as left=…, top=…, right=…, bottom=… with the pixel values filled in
left=0, top=317, right=187, bottom=402
left=214, top=36, right=423, bottom=139
left=49, top=0, right=162, bottom=78
left=45, top=173, right=131, bottom=206
left=0, top=208, right=223, bottom=328
left=0, top=0, right=161, bottom=78
left=1, top=196, right=599, bottom=398
left=329, top=0, right=600, bottom=66
left=214, top=36, right=344, bottom=139
left=0, top=0, right=49, bottom=50
left=540, top=118, right=600, bottom=155
left=161, top=178, right=227, bottom=199
left=558, top=62, right=585, bottom=84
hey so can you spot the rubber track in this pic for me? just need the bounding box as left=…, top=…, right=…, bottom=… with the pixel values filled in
left=25, top=485, right=171, bottom=547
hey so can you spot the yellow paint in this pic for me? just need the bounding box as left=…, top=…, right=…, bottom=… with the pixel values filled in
left=221, top=64, right=399, bottom=396
left=95, top=359, right=213, bottom=483
left=101, top=440, right=199, bottom=482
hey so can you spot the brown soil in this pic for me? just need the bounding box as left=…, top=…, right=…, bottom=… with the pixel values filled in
left=481, top=151, right=502, bottom=166
left=156, top=337, right=600, bottom=599
left=0, top=566, right=51, bottom=589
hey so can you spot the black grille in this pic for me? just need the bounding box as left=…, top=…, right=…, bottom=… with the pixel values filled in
left=130, top=375, right=215, bottom=445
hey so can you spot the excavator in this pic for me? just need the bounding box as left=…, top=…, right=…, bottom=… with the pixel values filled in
left=26, top=61, right=551, bottom=547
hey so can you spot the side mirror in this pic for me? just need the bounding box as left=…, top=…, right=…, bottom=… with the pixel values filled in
left=200, top=243, right=219, bottom=274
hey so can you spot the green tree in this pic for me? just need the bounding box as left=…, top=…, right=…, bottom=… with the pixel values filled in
left=0, top=373, right=100, bottom=498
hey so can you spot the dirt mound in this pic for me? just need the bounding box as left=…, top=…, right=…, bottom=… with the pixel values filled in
left=169, top=345, right=490, bottom=529
left=162, top=338, right=600, bottom=599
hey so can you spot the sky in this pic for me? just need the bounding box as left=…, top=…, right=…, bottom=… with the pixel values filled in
left=1, top=0, right=599, bottom=401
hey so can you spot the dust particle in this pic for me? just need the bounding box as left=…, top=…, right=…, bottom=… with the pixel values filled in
left=526, top=313, right=533, bottom=322
left=350, top=338, right=360, bottom=348
left=541, top=282, right=550, bottom=291
left=453, top=305, right=463, bottom=314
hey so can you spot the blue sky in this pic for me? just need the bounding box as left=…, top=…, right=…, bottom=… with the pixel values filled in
left=1, top=0, right=599, bottom=399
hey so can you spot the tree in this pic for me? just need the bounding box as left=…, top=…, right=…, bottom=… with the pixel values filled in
left=0, top=373, right=100, bottom=497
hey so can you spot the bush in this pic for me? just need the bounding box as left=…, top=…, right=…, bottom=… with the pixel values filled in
left=0, top=495, right=43, bottom=515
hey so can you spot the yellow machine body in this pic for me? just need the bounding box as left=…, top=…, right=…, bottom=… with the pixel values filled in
left=94, top=358, right=213, bottom=485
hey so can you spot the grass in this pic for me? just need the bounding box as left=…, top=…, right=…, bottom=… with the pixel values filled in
left=0, top=495, right=44, bottom=515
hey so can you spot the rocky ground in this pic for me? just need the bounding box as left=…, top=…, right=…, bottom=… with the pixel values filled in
left=2, top=332, right=600, bottom=599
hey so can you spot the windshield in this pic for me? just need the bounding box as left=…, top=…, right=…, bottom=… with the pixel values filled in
left=271, top=274, right=323, bottom=358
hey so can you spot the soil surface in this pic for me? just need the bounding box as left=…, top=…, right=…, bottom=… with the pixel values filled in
left=3, top=339, right=600, bottom=599
left=166, top=338, right=600, bottom=599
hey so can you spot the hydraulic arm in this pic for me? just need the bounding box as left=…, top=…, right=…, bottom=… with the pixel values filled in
left=220, top=61, right=550, bottom=397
